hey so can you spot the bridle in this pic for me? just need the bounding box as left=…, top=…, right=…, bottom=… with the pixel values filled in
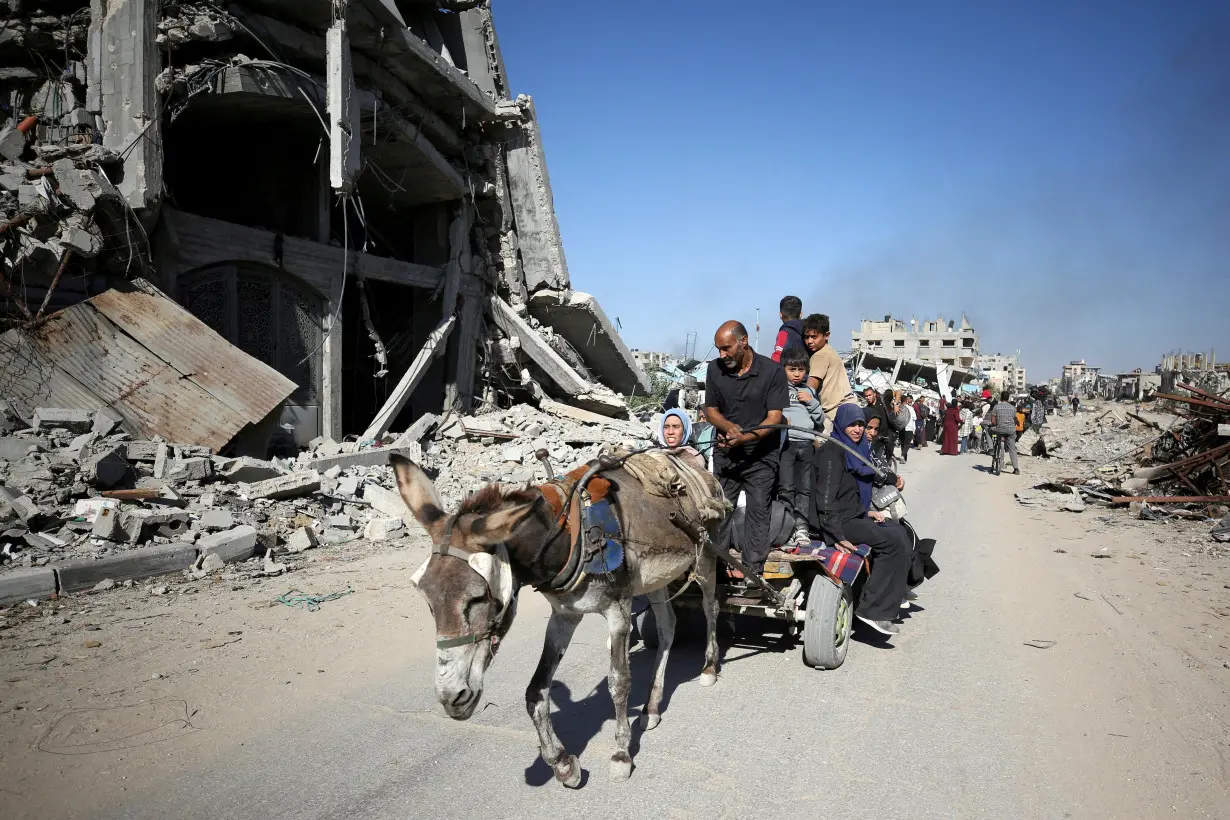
left=423, top=518, right=516, bottom=652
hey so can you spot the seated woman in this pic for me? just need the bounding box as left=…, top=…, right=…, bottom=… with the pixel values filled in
left=864, top=409, right=940, bottom=595
left=862, top=410, right=906, bottom=517
left=812, top=403, right=912, bottom=636
left=658, top=408, right=707, bottom=471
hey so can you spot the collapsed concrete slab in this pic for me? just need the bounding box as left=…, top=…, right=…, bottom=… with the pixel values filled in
left=488, top=296, right=627, bottom=417
left=528, top=289, right=650, bottom=397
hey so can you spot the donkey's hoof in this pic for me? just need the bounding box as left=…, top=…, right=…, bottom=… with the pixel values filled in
left=638, top=712, right=661, bottom=730
left=609, top=754, right=633, bottom=782
left=555, top=754, right=582, bottom=788
left=699, top=671, right=718, bottom=687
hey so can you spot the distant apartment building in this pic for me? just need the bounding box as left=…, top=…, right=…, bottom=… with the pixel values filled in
left=631, top=349, right=675, bottom=372
left=975, top=353, right=1027, bottom=393
left=1061, top=360, right=1101, bottom=395
left=851, top=314, right=979, bottom=368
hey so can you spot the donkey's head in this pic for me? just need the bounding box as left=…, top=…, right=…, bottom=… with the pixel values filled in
left=391, top=455, right=542, bottom=720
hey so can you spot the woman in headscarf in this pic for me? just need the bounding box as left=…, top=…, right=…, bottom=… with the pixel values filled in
left=940, top=399, right=962, bottom=455
left=657, top=408, right=706, bottom=471
left=811, top=403, right=912, bottom=635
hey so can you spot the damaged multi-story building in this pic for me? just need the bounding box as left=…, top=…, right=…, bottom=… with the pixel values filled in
left=0, top=0, right=647, bottom=452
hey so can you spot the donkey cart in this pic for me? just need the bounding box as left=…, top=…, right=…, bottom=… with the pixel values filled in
left=634, top=541, right=866, bottom=670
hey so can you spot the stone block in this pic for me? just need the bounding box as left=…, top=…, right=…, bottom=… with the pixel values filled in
left=335, top=476, right=360, bottom=497
left=363, top=483, right=410, bottom=523
left=92, top=408, right=123, bottom=437
left=218, top=456, right=283, bottom=484
left=364, top=517, right=404, bottom=541
left=64, top=432, right=98, bottom=462
left=0, top=124, right=27, bottom=161
left=147, top=510, right=192, bottom=538
left=55, top=543, right=198, bottom=592
left=196, top=525, right=258, bottom=563
left=198, top=509, right=235, bottom=531
left=32, top=407, right=93, bottom=433
left=325, top=514, right=354, bottom=530
left=166, top=457, right=212, bottom=482
left=153, top=444, right=169, bottom=478
left=82, top=445, right=129, bottom=488
left=0, top=436, right=42, bottom=461
left=0, top=567, right=57, bottom=605
left=124, top=441, right=163, bottom=461
left=285, top=527, right=318, bottom=553
left=241, top=472, right=321, bottom=500
left=91, top=504, right=126, bottom=540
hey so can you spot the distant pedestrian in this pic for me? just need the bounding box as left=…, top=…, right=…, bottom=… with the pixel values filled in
left=771, top=296, right=807, bottom=364
left=900, top=394, right=917, bottom=462
left=913, top=397, right=928, bottom=449
left=1070, top=395, right=1080, bottom=415
left=958, top=402, right=974, bottom=453
left=940, top=401, right=962, bottom=455
left=984, top=391, right=1021, bottom=474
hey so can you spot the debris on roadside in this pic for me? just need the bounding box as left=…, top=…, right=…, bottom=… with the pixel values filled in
left=0, top=397, right=652, bottom=603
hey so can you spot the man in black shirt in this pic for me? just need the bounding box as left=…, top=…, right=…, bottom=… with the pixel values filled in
left=703, top=320, right=790, bottom=583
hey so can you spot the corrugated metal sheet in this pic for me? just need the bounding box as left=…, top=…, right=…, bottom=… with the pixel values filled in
left=0, top=283, right=296, bottom=453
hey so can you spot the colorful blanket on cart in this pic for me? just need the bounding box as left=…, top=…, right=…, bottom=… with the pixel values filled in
left=780, top=542, right=872, bottom=585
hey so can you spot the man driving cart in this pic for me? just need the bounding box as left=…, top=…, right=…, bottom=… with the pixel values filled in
left=702, top=320, right=790, bottom=595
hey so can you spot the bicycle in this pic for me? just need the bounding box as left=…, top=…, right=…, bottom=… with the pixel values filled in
left=990, top=433, right=1004, bottom=476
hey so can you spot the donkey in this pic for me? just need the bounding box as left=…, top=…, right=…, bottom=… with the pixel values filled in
left=390, top=454, right=721, bottom=786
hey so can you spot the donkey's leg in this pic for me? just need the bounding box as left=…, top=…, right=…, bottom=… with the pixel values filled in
left=639, top=586, right=675, bottom=731
left=698, top=552, right=720, bottom=686
left=603, top=596, right=635, bottom=781
left=525, top=609, right=583, bottom=787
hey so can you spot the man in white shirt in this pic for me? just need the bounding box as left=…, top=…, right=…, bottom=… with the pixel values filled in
left=901, top=394, right=917, bottom=463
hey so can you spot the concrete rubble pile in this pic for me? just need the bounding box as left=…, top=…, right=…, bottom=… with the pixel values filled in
left=0, top=400, right=651, bottom=606
left=1027, top=389, right=1230, bottom=540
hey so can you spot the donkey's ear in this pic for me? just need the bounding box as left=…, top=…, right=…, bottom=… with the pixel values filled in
left=464, top=498, right=541, bottom=546
left=390, top=455, right=446, bottom=537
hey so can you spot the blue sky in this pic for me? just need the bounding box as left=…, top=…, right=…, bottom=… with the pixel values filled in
left=494, top=0, right=1230, bottom=380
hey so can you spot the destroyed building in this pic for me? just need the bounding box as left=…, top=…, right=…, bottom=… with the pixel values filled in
left=0, top=0, right=647, bottom=453
left=851, top=314, right=979, bottom=369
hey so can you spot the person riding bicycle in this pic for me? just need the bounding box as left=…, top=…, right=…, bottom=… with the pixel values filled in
left=983, top=390, right=1021, bottom=475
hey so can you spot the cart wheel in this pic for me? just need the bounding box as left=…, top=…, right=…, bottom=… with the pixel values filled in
left=802, top=575, right=852, bottom=669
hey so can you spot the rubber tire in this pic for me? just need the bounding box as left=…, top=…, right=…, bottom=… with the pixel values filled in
left=802, top=574, right=852, bottom=670
left=633, top=605, right=658, bottom=649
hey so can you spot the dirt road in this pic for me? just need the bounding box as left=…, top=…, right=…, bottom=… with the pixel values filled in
left=2, top=447, right=1228, bottom=818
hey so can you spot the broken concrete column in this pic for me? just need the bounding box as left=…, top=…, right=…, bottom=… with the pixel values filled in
left=326, top=15, right=360, bottom=192
left=33, top=407, right=94, bottom=433
left=94, top=0, right=163, bottom=212
left=504, top=96, right=569, bottom=292
left=240, top=471, right=322, bottom=500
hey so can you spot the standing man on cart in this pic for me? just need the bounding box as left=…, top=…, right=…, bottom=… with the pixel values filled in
left=703, top=320, right=790, bottom=592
